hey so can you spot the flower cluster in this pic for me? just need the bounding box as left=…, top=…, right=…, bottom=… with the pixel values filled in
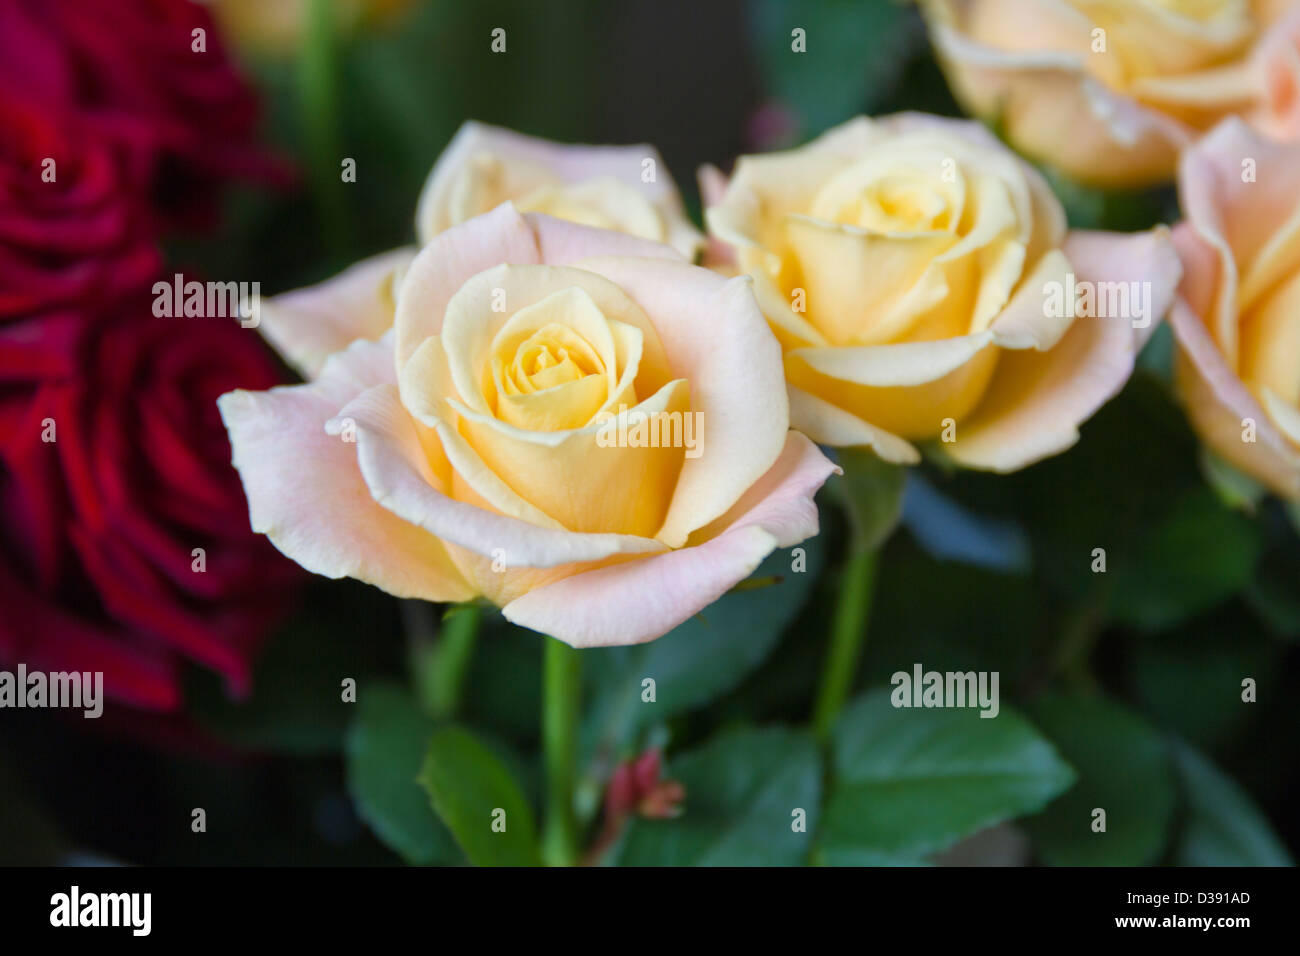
left=220, top=117, right=1194, bottom=645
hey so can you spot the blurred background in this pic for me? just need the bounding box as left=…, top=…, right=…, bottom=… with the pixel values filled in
left=1, top=0, right=1295, bottom=866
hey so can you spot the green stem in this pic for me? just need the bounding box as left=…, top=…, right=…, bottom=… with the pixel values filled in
left=811, top=545, right=879, bottom=741
left=406, top=601, right=481, bottom=720
left=429, top=604, right=481, bottom=720
left=1051, top=604, right=1102, bottom=692
left=541, top=637, right=581, bottom=866
left=298, top=0, right=347, bottom=263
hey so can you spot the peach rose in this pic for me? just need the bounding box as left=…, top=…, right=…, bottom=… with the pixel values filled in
left=257, top=122, right=703, bottom=379
left=921, top=0, right=1300, bottom=187
left=705, top=114, right=1182, bottom=470
left=1169, top=118, right=1300, bottom=499
left=416, top=121, right=703, bottom=259
left=218, top=203, right=836, bottom=646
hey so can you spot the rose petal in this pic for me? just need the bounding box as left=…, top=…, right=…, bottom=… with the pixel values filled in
left=697, top=163, right=738, bottom=271
left=784, top=216, right=958, bottom=345
left=394, top=202, right=541, bottom=372
left=1170, top=300, right=1300, bottom=498
left=925, top=15, right=1190, bottom=187
left=502, top=432, right=837, bottom=647
left=526, top=211, right=685, bottom=266
left=787, top=331, right=995, bottom=387
left=947, top=228, right=1181, bottom=471
left=573, top=257, right=790, bottom=547
left=425, top=262, right=673, bottom=420
left=332, top=382, right=668, bottom=568
left=786, top=339, right=1000, bottom=440
left=786, top=386, right=923, bottom=464
left=1179, top=118, right=1300, bottom=322
left=258, top=248, right=415, bottom=379
left=1170, top=221, right=1221, bottom=319
left=1254, top=6, right=1300, bottom=139
left=416, top=121, right=699, bottom=255
left=451, top=377, right=692, bottom=538
left=218, top=338, right=475, bottom=602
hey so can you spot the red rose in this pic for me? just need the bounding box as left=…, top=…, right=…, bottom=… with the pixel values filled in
left=0, top=0, right=288, bottom=230
left=0, top=298, right=301, bottom=711
left=0, top=97, right=159, bottom=350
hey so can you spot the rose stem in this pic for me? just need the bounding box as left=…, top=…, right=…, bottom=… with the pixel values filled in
left=541, top=637, right=582, bottom=866
left=429, top=603, right=482, bottom=720
left=811, top=544, right=879, bottom=742
left=297, top=0, right=348, bottom=263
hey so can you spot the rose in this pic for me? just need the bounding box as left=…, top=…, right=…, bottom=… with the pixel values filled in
left=704, top=113, right=1182, bottom=471
left=0, top=297, right=300, bottom=711
left=416, top=121, right=703, bottom=259
left=0, top=0, right=286, bottom=229
left=919, top=0, right=1300, bottom=187
left=1169, top=118, right=1300, bottom=499
left=0, top=97, right=158, bottom=358
left=219, top=203, right=836, bottom=647
left=256, top=124, right=705, bottom=379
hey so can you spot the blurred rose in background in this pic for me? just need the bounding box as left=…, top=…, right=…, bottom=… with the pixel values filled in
left=921, top=0, right=1300, bottom=187
left=0, top=0, right=299, bottom=713
left=0, top=0, right=287, bottom=228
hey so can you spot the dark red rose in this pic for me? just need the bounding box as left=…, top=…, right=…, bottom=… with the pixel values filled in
left=0, top=297, right=301, bottom=711
left=0, top=0, right=289, bottom=230
left=0, top=97, right=159, bottom=343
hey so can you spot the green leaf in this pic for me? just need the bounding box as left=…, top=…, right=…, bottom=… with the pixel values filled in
left=818, top=689, right=1074, bottom=863
left=345, top=684, right=460, bottom=865
left=1024, top=693, right=1176, bottom=866
left=1169, top=738, right=1292, bottom=866
left=1109, top=486, right=1263, bottom=631
left=418, top=726, right=541, bottom=866
left=1199, top=446, right=1266, bottom=512
left=615, top=727, right=821, bottom=866
left=834, top=447, right=906, bottom=552
left=582, top=536, right=824, bottom=757
left=750, top=0, right=922, bottom=139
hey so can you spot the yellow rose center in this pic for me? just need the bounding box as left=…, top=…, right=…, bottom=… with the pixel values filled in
left=833, top=176, right=957, bottom=233
left=400, top=264, right=694, bottom=542
left=510, top=326, right=603, bottom=391
left=810, top=161, right=964, bottom=236
left=486, top=288, right=641, bottom=433
left=721, top=128, right=1061, bottom=443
